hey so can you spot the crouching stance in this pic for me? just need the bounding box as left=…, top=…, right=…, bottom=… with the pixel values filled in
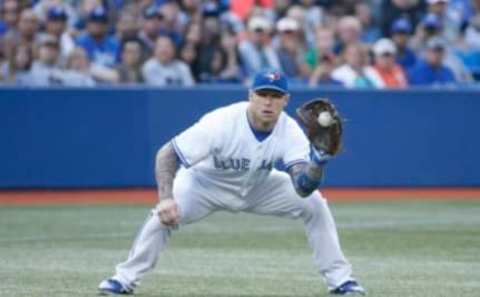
left=98, top=70, right=365, bottom=295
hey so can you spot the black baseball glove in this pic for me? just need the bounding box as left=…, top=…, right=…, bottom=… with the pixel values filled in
left=296, top=98, right=343, bottom=156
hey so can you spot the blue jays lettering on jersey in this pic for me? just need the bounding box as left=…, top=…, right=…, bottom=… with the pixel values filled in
left=214, top=156, right=250, bottom=171
left=213, top=157, right=272, bottom=171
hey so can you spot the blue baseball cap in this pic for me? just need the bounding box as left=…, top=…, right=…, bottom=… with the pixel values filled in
left=202, top=1, right=220, bottom=17
left=422, top=13, right=441, bottom=29
left=426, top=36, right=446, bottom=50
left=143, top=5, right=162, bottom=19
left=88, top=6, right=108, bottom=23
left=391, top=18, right=412, bottom=34
left=251, top=70, right=288, bottom=94
left=47, top=6, right=68, bottom=21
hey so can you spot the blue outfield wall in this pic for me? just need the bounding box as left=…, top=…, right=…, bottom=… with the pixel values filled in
left=0, top=87, right=479, bottom=188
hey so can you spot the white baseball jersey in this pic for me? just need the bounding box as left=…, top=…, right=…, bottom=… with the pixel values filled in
left=171, top=101, right=310, bottom=196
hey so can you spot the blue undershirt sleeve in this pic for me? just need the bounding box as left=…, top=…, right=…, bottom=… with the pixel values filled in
left=294, top=171, right=322, bottom=195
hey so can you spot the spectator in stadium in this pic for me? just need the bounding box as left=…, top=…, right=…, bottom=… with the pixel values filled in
left=440, top=44, right=474, bottom=83
left=365, top=38, right=408, bottom=88
left=40, top=6, right=75, bottom=62
left=157, top=0, right=184, bottom=46
left=215, top=30, right=242, bottom=82
left=271, top=0, right=291, bottom=20
left=194, top=16, right=241, bottom=84
left=354, top=2, right=381, bottom=44
left=426, top=0, right=460, bottom=42
left=297, top=0, right=326, bottom=48
left=189, top=5, right=222, bottom=82
left=142, top=35, right=194, bottom=86
left=179, top=41, right=197, bottom=67
left=334, top=16, right=363, bottom=54
left=283, top=5, right=309, bottom=36
left=464, top=14, right=480, bottom=50
left=120, top=0, right=156, bottom=19
left=308, top=52, right=342, bottom=86
left=116, top=12, right=140, bottom=45
left=137, top=5, right=166, bottom=60
left=380, top=0, right=426, bottom=37
left=180, top=0, right=202, bottom=23
left=459, top=14, right=480, bottom=79
left=0, top=0, right=21, bottom=36
left=285, top=5, right=309, bottom=48
left=411, top=13, right=472, bottom=82
left=238, top=15, right=282, bottom=78
left=29, top=34, right=64, bottom=86
left=0, top=53, right=5, bottom=79
left=2, top=43, right=33, bottom=85
left=73, top=0, right=117, bottom=29
left=427, top=0, right=449, bottom=19
left=410, top=13, right=443, bottom=51
left=305, top=26, right=337, bottom=72
left=201, top=0, right=244, bottom=35
left=3, top=9, right=41, bottom=58
left=185, top=19, right=202, bottom=45
left=407, top=36, right=456, bottom=85
left=327, top=0, right=358, bottom=16
left=179, top=21, right=201, bottom=65
left=75, top=6, right=120, bottom=68
left=331, top=42, right=375, bottom=88
left=445, top=0, right=478, bottom=36
left=61, top=47, right=96, bottom=86
left=197, top=35, right=241, bottom=83
left=32, top=0, right=78, bottom=29
left=275, top=17, right=309, bottom=81
left=390, top=17, right=417, bottom=69
left=115, top=39, right=144, bottom=83
left=0, top=39, right=5, bottom=81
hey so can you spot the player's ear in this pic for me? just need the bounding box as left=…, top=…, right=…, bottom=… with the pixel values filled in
left=248, top=90, right=254, bottom=101
left=283, top=94, right=290, bottom=106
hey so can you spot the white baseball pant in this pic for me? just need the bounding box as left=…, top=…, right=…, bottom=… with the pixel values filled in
left=112, top=168, right=353, bottom=290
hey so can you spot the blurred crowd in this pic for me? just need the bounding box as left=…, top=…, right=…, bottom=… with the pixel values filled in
left=0, top=0, right=479, bottom=88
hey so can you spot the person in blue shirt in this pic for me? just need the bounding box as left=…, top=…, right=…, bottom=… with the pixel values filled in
left=75, top=6, right=119, bottom=68
left=407, top=37, right=456, bottom=85
left=390, top=18, right=417, bottom=70
left=0, top=0, right=19, bottom=36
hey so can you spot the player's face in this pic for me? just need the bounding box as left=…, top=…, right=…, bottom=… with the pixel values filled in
left=248, top=89, right=289, bottom=130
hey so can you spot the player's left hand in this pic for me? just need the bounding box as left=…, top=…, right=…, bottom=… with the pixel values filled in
left=156, top=198, right=179, bottom=227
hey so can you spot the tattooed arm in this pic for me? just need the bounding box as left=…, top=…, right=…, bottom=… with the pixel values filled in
left=155, top=142, right=180, bottom=226
left=155, top=142, right=178, bottom=201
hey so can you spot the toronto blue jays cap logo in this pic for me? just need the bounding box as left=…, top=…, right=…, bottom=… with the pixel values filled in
left=252, top=70, right=288, bottom=94
left=266, top=71, right=281, bottom=82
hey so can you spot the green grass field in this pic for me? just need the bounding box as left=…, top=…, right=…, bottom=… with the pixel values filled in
left=1, top=200, right=479, bottom=297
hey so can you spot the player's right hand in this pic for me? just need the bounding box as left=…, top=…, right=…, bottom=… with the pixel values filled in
left=156, top=198, right=179, bottom=226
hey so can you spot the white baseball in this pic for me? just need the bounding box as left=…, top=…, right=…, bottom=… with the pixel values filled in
left=317, top=111, right=334, bottom=127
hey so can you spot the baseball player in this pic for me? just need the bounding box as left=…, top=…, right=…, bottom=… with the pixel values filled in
left=98, top=70, right=365, bottom=295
